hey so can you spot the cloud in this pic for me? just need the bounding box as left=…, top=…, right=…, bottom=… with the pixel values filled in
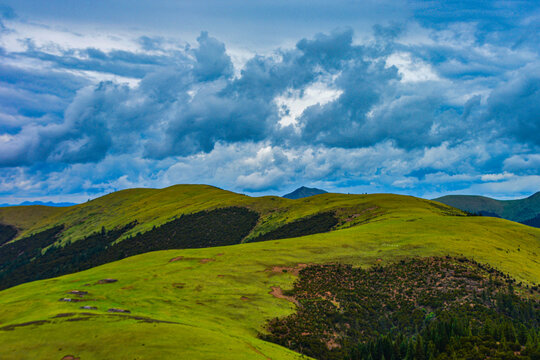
left=503, top=154, right=540, bottom=172
left=0, top=4, right=15, bottom=32
left=485, top=66, right=540, bottom=146
left=1, top=13, right=540, bottom=201
left=480, top=172, right=515, bottom=182
left=193, top=31, right=234, bottom=81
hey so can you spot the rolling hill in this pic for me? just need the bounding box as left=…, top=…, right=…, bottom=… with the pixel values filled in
left=0, top=185, right=539, bottom=359
left=0, top=185, right=458, bottom=290
left=434, top=192, right=540, bottom=227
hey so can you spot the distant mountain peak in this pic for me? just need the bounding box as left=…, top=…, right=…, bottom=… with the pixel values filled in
left=282, top=186, right=327, bottom=199
left=0, top=201, right=77, bottom=208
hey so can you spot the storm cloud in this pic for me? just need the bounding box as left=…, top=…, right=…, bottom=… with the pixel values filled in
left=0, top=1, right=539, bottom=202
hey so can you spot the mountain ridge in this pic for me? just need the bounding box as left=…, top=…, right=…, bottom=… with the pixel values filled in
left=434, top=191, right=540, bottom=227
left=0, top=201, right=78, bottom=208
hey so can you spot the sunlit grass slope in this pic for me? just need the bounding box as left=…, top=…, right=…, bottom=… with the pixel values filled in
left=0, top=184, right=463, bottom=244
left=0, top=205, right=67, bottom=235
left=0, top=192, right=539, bottom=359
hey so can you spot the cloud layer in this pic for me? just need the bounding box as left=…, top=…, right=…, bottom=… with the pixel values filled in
left=0, top=1, right=539, bottom=202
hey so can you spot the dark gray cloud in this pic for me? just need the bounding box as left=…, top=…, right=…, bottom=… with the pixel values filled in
left=2, top=26, right=539, bottom=164
left=193, top=31, right=233, bottom=81
left=0, top=5, right=539, bottom=201
left=485, top=69, right=540, bottom=146
left=17, top=44, right=177, bottom=79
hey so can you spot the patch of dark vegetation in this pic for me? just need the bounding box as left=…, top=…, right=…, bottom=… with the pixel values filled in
left=0, top=320, right=50, bottom=331
left=522, top=214, right=540, bottom=228
left=54, top=313, right=77, bottom=318
left=0, top=207, right=258, bottom=290
left=0, top=223, right=18, bottom=246
left=97, top=279, right=118, bottom=284
left=250, top=212, right=338, bottom=242
left=0, top=225, right=64, bottom=273
left=479, top=211, right=501, bottom=218
left=261, top=257, right=540, bottom=360
left=108, top=308, right=131, bottom=313
left=110, top=207, right=258, bottom=256
left=0, top=223, right=133, bottom=290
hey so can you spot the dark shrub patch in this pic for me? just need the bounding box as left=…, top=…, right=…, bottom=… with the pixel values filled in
left=0, top=207, right=259, bottom=290
left=0, top=225, right=64, bottom=273
left=261, top=257, right=540, bottom=359
left=250, top=212, right=338, bottom=242
left=0, top=224, right=18, bottom=246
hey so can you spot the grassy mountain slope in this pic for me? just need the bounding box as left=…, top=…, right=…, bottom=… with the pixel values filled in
left=0, top=190, right=539, bottom=359
left=0, top=185, right=460, bottom=245
left=0, top=205, right=67, bottom=235
left=0, top=186, right=467, bottom=291
left=434, top=191, right=540, bottom=224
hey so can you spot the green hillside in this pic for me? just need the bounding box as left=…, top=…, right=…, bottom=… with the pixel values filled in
left=0, top=205, right=67, bottom=235
left=0, top=186, right=465, bottom=290
left=0, top=187, right=539, bottom=359
left=434, top=192, right=540, bottom=225
left=0, top=184, right=463, bottom=246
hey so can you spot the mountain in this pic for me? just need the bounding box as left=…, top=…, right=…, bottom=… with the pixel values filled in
left=0, top=184, right=538, bottom=359
left=282, top=186, right=328, bottom=199
left=434, top=191, right=540, bottom=227
left=0, top=201, right=78, bottom=207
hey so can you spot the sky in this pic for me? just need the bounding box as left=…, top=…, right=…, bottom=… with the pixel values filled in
left=0, top=0, right=539, bottom=203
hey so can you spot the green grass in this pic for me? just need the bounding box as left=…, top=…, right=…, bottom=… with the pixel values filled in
left=1, top=184, right=463, bottom=245
left=0, top=190, right=539, bottom=359
left=0, top=205, right=67, bottom=235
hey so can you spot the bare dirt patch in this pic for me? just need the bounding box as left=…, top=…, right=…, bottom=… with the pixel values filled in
left=269, top=286, right=299, bottom=306
left=169, top=256, right=185, bottom=262
left=199, top=258, right=215, bottom=264
left=61, top=355, right=80, bottom=360
left=268, top=263, right=308, bottom=276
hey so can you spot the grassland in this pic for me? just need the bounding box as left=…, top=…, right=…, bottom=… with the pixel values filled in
left=0, top=188, right=539, bottom=359
left=0, top=184, right=462, bottom=245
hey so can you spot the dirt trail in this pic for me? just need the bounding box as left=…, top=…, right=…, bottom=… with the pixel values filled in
left=244, top=342, right=271, bottom=360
